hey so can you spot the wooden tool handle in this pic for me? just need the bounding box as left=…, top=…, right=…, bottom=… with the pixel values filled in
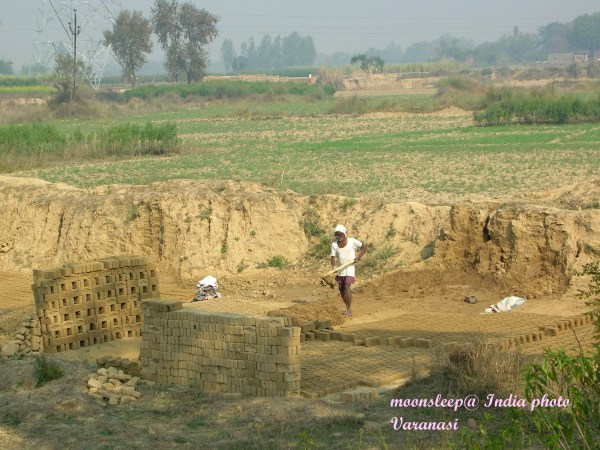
left=323, top=260, right=354, bottom=277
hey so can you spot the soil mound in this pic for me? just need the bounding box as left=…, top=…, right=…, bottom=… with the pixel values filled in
left=267, top=299, right=344, bottom=327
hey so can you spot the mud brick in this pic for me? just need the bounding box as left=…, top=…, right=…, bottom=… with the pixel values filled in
left=400, top=337, right=415, bottom=348
left=387, top=336, right=400, bottom=346
left=304, top=332, right=315, bottom=341
left=531, top=332, right=543, bottom=342
left=315, top=320, right=332, bottom=330
left=354, top=338, right=366, bottom=346
left=542, top=326, right=557, bottom=336
left=124, top=270, right=139, bottom=282
left=81, top=289, right=94, bottom=304
left=105, top=298, right=119, bottom=314
left=45, top=323, right=64, bottom=338
left=340, top=392, right=356, bottom=403
left=329, top=331, right=343, bottom=341
left=301, top=391, right=319, bottom=399
left=61, top=322, right=76, bottom=337
left=114, top=282, right=128, bottom=298
left=96, top=315, right=112, bottom=331
left=73, top=321, right=88, bottom=334
left=102, top=258, right=121, bottom=270
left=364, top=337, right=380, bottom=347
left=75, top=336, right=91, bottom=348
left=91, top=286, right=107, bottom=301
left=100, top=271, right=116, bottom=285
left=41, top=269, right=61, bottom=280
left=147, top=278, right=160, bottom=294
left=122, top=326, right=139, bottom=338
left=59, top=266, right=73, bottom=277
left=137, top=274, right=150, bottom=288
left=414, top=338, right=431, bottom=349
left=40, top=293, right=61, bottom=307
left=34, top=278, right=54, bottom=289
left=111, top=330, right=125, bottom=340
left=277, top=327, right=298, bottom=338
left=110, top=316, right=122, bottom=329
left=95, top=303, right=110, bottom=316
left=341, top=333, right=356, bottom=343
left=46, top=312, right=62, bottom=325
left=314, top=330, right=331, bottom=341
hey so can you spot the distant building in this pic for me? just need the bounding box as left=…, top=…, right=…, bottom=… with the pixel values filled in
left=548, top=52, right=590, bottom=65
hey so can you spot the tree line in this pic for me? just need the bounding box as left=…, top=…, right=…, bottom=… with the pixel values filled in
left=220, top=33, right=316, bottom=73
left=348, top=12, right=600, bottom=66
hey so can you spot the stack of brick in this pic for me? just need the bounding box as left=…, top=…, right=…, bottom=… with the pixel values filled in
left=140, top=299, right=301, bottom=397
left=1, top=317, right=42, bottom=357
left=87, top=366, right=142, bottom=405
left=31, top=256, right=159, bottom=353
left=301, top=320, right=357, bottom=343
left=97, top=356, right=141, bottom=377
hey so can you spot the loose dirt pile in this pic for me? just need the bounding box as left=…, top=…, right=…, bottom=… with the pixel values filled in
left=267, top=299, right=344, bottom=327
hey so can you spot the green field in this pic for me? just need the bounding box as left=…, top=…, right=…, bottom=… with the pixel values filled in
left=7, top=97, right=598, bottom=204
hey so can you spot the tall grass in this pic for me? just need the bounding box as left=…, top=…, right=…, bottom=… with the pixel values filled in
left=123, top=80, right=335, bottom=101
left=0, top=122, right=180, bottom=173
left=475, top=86, right=600, bottom=125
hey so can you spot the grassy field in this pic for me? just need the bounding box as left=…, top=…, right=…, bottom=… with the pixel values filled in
left=8, top=96, right=600, bottom=204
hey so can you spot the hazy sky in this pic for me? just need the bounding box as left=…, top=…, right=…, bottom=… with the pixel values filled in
left=1, top=0, right=599, bottom=70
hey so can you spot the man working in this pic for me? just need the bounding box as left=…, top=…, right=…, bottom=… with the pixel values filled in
left=330, top=224, right=367, bottom=318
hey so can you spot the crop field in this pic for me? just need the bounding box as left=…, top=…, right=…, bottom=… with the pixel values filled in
left=9, top=96, right=600, bottom=205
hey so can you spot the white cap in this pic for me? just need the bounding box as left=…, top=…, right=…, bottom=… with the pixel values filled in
left=333, top=224, right=347, bottom=235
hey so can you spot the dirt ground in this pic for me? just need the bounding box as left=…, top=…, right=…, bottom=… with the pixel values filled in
left=0, top=160, right=599, bottom=448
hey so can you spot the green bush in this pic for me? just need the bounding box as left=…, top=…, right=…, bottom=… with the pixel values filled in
left=98, top=122, right=179, bottom=156
left=474, top=90, right=600, bottom=126
left=261, top=255, right=289, bottom=269
left=0, top=123, right=66, bottom=153
left=33, top=356, right=63, bottom=387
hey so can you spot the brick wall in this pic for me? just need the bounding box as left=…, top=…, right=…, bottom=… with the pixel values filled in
left=31, top=256, right=159, bottom=353
left=140, top=299, right=301, bottom=397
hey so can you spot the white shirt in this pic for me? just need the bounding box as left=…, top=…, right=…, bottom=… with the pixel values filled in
left=330, top=238, right=363, bottom=277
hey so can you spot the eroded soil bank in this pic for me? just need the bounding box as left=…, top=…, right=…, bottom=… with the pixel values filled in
left=1, top=175, right=599, bottom=300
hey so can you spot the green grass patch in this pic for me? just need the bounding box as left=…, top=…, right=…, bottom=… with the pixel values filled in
left=123, top=80, right=335, bottom=102
left=258, top=255, right=290, bottom=269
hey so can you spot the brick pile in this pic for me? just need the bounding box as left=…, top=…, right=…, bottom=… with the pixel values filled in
left=31, top=256, right=159, bottom=353
left=140, top=299, right=301, bottom=397
left=87, top=366, right=143, bottom=405
left=97, top=356, right=141, bottom=377
left=1, top=317, right=42, bottom=357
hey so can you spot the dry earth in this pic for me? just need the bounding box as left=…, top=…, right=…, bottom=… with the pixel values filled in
left=0, top=174, right=599, bottom=449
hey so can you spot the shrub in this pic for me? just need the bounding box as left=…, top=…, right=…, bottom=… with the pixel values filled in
left=316, top=66, right=345, bottom=91
left=33, top=356, right=63, bottom=387
left=474, top=89, right=600, bottom=126
left=263, top=255, right=289, bottom=269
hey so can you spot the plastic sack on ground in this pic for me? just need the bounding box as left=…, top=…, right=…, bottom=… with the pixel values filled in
left=191, top=276, right=222, bottom=302
left=484, top=296, right=526, bottom=313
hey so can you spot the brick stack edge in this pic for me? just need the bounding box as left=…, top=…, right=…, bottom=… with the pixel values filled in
left=140, top=299, right=302, bottom=397
left=31, top=256, right=159, bottom=353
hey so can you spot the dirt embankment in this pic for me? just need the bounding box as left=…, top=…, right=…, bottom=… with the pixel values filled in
left=0, top=176, right=599, bottom=298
